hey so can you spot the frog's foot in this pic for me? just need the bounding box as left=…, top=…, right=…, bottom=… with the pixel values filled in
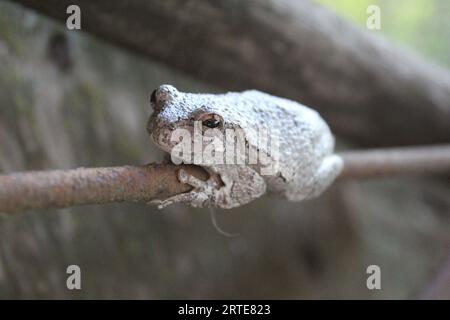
left=149, top=192, right=207, bottom=209
left=149, top=169, right=220, bottom=209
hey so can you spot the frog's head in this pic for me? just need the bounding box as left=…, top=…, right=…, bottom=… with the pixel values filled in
left=147, top=85, right=232, bottom=159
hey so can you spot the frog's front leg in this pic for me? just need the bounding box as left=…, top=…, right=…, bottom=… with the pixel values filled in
left=151, top=166, right=266, bottom=209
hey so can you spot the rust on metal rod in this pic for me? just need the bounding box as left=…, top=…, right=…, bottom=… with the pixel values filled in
left=0, top=164, right=207, bottom=213
left=339, top=144, right=450, bottom=179
left=0, top=145, right=449, bottom=214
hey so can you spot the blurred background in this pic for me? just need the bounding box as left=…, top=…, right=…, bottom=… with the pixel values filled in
left=0, top=0, right=449, bottom=299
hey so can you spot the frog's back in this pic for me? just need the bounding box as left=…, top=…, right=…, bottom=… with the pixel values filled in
left=235, top=90, right=336, bottom=196
left=239, top=90, right=335, bottom=157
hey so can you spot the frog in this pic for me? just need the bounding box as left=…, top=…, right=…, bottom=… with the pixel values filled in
left=147, top=84, right=343, bottom=209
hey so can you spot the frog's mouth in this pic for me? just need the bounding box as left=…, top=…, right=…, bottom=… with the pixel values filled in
left=151, top=127, right=175, bottom=153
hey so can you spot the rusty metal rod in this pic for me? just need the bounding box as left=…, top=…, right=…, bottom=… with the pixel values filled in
left=339, top=144, right=450, bottom=179
left=0, top=145, right=449, bottom=213
left=0, top=164, right=208, bottom=214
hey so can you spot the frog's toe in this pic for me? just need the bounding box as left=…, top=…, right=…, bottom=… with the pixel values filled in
left=148, top=195, right=185, bottom=209
left=148, top=191, right=208, bottom=209
left=147, top=198, right=171, bottom=209
left=178, top=169, right=206, bottom=188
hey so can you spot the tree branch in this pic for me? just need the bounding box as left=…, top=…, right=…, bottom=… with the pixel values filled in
left=10, top=0, right=450, bottom=147
left=0, top=145, right=449, bottom=214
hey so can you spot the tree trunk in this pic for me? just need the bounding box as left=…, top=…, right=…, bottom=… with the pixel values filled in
left=11, top=0, right=450, bottom=147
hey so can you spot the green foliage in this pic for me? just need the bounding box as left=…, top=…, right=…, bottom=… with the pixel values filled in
left=316, top=0, right=450, bottom=68
left=317, top=0, right=375, bottom=25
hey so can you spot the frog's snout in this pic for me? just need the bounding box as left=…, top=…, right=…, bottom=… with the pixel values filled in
left=150, top=84, right=179, bottom=106
left=152, top=125, right=176, bottom=152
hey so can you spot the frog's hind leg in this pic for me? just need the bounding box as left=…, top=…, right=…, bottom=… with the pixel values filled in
left=148, top=169, right=215, bottom=209
left=285, top=154, right=343, bottom=202
left=307, top=155, right=343, bottom=198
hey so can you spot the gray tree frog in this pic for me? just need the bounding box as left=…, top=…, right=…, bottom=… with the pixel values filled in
left=147, top=85, right=343, bottom=209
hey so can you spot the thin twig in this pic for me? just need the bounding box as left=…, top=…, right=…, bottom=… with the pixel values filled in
left=0, top=145, right=449, bottom=213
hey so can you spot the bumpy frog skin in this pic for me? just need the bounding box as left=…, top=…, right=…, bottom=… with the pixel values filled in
left=147, top=85, right=343, bottom=209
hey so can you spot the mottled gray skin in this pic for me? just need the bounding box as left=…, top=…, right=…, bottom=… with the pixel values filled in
left=147, top=85, right=343, bottom=209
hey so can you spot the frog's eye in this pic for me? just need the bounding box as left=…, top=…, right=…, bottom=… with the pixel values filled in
left=203, top=118, right=221, bottom=128
left=198, top=113, right=223, bottom=129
